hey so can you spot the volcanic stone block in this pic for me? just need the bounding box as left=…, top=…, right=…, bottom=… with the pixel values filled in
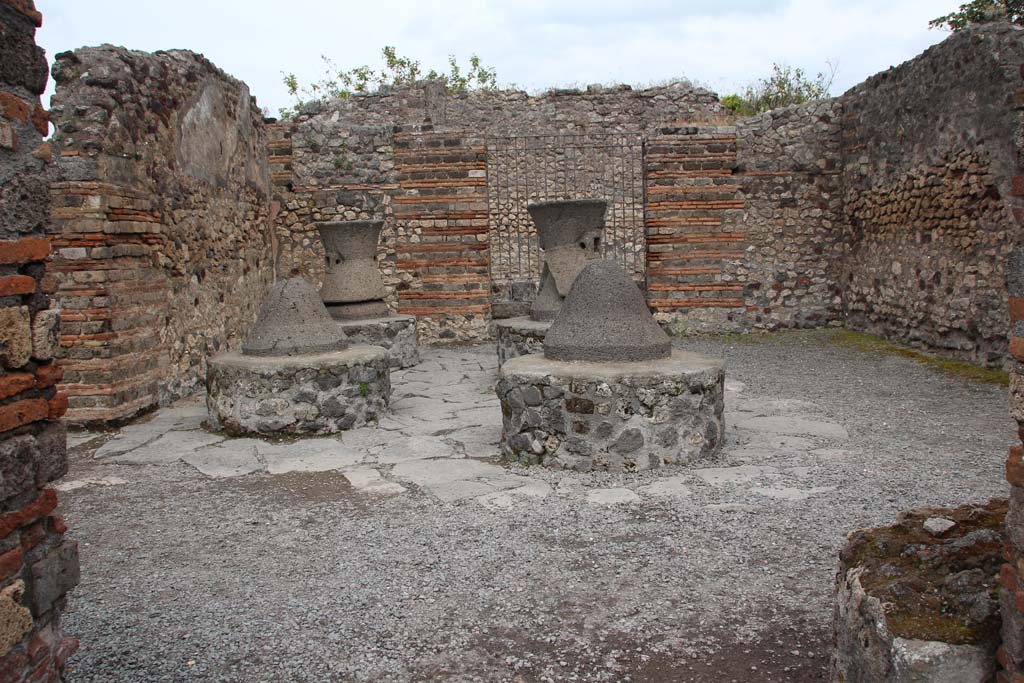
left=334, top=315, right=419, bottom=369
left=497, top=351, right=724, bottom=471
left=206, top=346, right=391, bottom=435
left=29, top=541, right=80, bottom=616
left=831, top=500, right=1004, bottom=683
left=495, top=317, right=548, bottom=367
left=316, top=220, right=389, bottom=320
left=544, top=259, right=671, bottom=362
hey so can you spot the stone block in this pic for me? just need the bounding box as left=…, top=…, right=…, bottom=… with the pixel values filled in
left=0, top=20, right=47, bottom=95
left=0, top=306, right=31, bottom=369
left=0, top=581, right=32, bottom=658
left=29, top=309, right=59, bottom=361
left=28, top=541, right=79, bottom=617
left=32, top=422, right=66, bottom=487
left=0, top=435, right=35, bottom=505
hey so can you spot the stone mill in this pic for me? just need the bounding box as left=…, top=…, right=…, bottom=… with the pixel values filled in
left=494, top=199, right=605, bottom=366
left=496, top=260, right=725, bottom=471
left=316, top=220, right=419, bottom=368
left=206, top=277, right=391, bottom=435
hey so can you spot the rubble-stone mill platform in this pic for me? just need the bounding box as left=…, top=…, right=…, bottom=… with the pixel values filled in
left=206, top=278, right=391, bottom=435
left=498, top=260, right=725, bottom=470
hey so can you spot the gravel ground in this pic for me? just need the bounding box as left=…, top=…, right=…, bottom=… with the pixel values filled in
left=56, top=330, right=1013, bottom=682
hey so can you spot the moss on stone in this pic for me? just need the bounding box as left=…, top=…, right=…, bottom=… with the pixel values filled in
left=831, top=330, right=1008, bottom=386
left=840, top=499, right=1007, bottom=645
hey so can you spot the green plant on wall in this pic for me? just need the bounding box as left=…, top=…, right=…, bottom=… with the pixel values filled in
left=929, top=0, right=1024, bottom=30
left=720, top=62, right=836, bottom=117
left=281, top=46, right=497, bottom=118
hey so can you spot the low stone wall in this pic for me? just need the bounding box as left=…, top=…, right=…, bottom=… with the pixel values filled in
left=48, top=46, right=274, bottom=423
left=206, top=346, right=391, bottom=435
left=0, top=1, right=80, bottom=680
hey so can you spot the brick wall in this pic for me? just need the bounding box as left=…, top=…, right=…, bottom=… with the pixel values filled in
left=48, top=46, right=275, bottom=424
left=0, top=1, right=80, bottom=680
left=392, top=126, right=490, bottom=340
left=644, top=126, right=748, bottom=327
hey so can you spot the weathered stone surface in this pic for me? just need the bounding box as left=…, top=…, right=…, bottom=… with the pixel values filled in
left=528, top=199, right=605, bottom=322
left=0, top=306, right=31, bottom=369
left=29, top=541, right=80, bottom=616
left=838, top=24, right=1024, bottom=366
left=335, top=315, right=418, bottom=368
left=0, top=581, right=32, bottom=657
left=498, top=350, right=724, bottom=471
left=29, top=308, right=58, bottom=361
left=544, top=260, right=670, bottom=362
left=831, top=500, right=1004, bottom=683
left=494, top=316, right=549, bottom=367
left=317, top=220, right=388, bottom=305
left=241, top=278, right=348, bottom=357
left=206, top=345, right=390, bottom=435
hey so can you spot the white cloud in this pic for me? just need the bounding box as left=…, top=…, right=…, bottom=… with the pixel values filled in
left=35, top=0, right=957, bottom=114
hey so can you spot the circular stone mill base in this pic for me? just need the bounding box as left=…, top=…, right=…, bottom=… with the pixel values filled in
left=333, top=315, right=419, bottom=369
left=207, top=346, right=391, bottom=436
left=495, top=317, right=549, bottom=367
left=497, top=350, right=724, bottom=471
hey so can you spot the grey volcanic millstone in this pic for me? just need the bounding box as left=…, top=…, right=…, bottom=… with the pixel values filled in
left=317, top=220, right=388, bottom=305
left=241, top=278, right=349, bottom=357
left=528, top=199, right=606, bottom=322
left=544, top=260, right=671, bottom=362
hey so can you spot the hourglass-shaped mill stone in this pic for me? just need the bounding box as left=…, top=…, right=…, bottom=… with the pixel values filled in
left=494, top=199, right=606, bottom=367
left=318, top=220, right=389, bottom=319
left=497, top=260, right=725, bottom=472
left=315, top=220, right=419, bottom=368
left=206, top=277, right=391, bottom=435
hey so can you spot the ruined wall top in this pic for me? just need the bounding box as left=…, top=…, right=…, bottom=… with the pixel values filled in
left=290, top=80, right=724, bottom=136
left=841, top=23, right=1024, bottom=189
left=49, top=45, right=270, bottom=197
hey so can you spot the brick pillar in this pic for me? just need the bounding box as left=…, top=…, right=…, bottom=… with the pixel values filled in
left=0, top=1, right=81, bottom=681
left=392, top=125, right=491, bottom=341
left=644, top=126, right=747, bottom=315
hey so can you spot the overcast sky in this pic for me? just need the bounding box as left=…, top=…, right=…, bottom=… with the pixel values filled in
left=36, top=0, right=958, bottom=116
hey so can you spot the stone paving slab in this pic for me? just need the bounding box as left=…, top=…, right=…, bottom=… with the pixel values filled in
left=79, top=345, right=863, bottom=507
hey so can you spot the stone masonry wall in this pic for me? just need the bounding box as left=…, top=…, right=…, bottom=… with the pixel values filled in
left=840, top=25, right=1024, bottom=366
left=731, top=99, right=844, bottom=331
left=0, top=1, right=81, bottom=681
left=999, top=35, right=1024, bottom=673
left=271, top=82, right=726, bottom=341
left=639, top=102, right=843, bottom=335
left=48, top=46, right=274, bottom=423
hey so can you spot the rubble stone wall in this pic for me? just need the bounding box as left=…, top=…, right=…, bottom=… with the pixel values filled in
left=271, top=83, right=727, bottom=341
left=48, top=46, right=274, bottom=423
left=0, top=1, right=80, bottom=680
left=840, top=25, right=1024, bottom=366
